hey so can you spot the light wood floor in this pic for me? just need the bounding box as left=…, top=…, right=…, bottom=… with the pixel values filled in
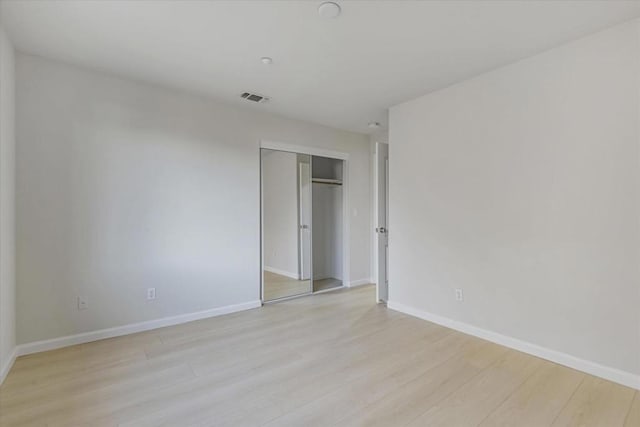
left=263, top=270, right=311, bottom=301
left=0, top=285, right=638, bottom=426
left=263, top=271, right=342, bottom=301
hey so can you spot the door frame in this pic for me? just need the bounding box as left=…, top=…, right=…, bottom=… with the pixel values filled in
left=373, top=142, right=389, bottom=302
left=297, top=156, right=312, bottom=281
left=259, top=140, right=350, bottom=303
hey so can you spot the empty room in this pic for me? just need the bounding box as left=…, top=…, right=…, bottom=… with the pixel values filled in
left=0, top=1, right=639, bottom=426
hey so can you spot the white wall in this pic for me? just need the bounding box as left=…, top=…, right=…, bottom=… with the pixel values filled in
left=0, top=25, right=16, bottom=382
left=15, top=54, right=372, bottom=345
left=389, top=20, right=640, bottom=384
left=262, top=150, right=299, bottom=277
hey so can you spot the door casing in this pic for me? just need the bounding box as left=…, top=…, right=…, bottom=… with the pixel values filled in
left=374, top=142, right=389, bottom=302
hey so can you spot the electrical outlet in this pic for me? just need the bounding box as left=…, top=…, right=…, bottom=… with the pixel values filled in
left=77, top=296, right=88, bottom=310
left=455, top=288, right=464, bottom=302
left=147, top=287, right=156, bottom=300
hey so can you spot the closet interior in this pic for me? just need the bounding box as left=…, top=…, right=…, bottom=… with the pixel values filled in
left=311, top=156, right=343, bottom=292
left=261, top=149, right=344, bottom=302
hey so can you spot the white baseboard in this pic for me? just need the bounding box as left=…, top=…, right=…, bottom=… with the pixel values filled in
left=0, top=347, right=17, bottom=385
left=16, top=300, right=262, bottom=357
left=263, top=266, right=298, bottom=280
left=348, top=278, right=373, bottom=287
left=387, top=301, right=640, bottom=391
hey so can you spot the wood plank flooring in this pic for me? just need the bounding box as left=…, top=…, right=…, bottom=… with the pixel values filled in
left=0, top=285, right=637, bottom=426
left=263, top=271, right=342, bottom=301
left=263, top=270, right=311, bottom=301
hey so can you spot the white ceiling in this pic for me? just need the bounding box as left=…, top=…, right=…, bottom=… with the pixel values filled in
left=2, top=1, right=640, bottom=134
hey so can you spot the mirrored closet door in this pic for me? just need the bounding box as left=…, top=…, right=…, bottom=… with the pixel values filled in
left=261, top=149, right=312, bottom=301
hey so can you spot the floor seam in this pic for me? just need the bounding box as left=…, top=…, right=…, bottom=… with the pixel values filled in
left=622, top=390, right=638, bottom=427
left=400, top=347, right=510, bottom=426
left=549, top=374, right=586, bottom=426
left=474, top=359, right=545, bottom=427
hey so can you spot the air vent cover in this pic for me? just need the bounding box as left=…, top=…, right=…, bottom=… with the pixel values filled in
left=241, top=92, right=269, bottom=103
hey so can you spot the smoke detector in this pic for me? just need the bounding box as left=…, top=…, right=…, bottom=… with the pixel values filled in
left=318, top=2, right=341, bottom=19
left=241, top=92, right=270, bottom=103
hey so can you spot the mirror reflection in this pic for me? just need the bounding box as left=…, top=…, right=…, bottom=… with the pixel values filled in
left=262, top=149, right=312, bottom=301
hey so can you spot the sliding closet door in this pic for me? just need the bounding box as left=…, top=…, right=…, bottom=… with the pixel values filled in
left=261, top=149, right=312, bottom=301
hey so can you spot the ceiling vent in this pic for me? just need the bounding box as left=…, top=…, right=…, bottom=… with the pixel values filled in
left=241, top=92, right=270, bottom=103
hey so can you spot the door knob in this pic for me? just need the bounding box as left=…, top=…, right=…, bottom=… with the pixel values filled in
left=376, top=227, right=387, bottom=233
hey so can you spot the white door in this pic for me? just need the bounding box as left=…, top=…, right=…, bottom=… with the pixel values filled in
left=375, top=143, right=389, bottom=302
left=299, top=161, right=312, bottom=280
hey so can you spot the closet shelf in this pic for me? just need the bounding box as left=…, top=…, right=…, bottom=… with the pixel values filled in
left=312, top=178, right=343, bottom=186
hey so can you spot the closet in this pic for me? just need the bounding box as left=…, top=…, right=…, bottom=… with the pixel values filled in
left=261, top=149, right=344, bottom=302
left=311, top=156, right=343, bottom=292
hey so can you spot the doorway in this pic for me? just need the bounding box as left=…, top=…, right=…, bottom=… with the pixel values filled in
left=311, top=156, right=344, bottom=293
